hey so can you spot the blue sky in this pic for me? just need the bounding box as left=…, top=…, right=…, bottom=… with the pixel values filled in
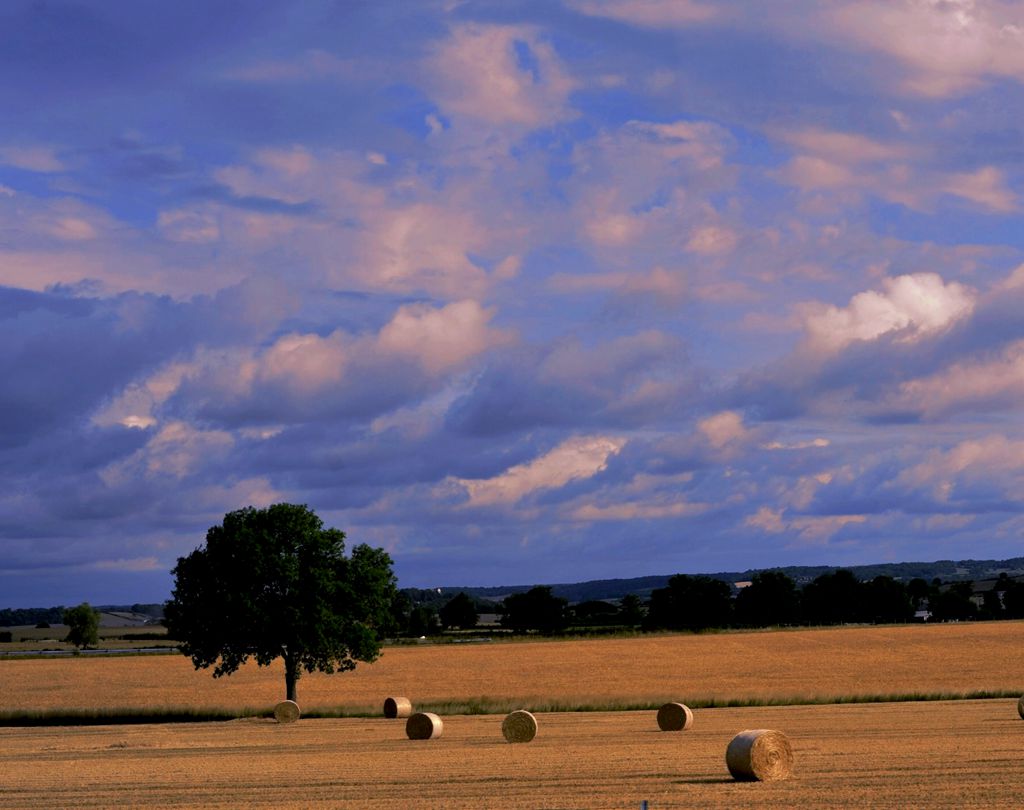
left=3, top=0, right=1024, bottom=606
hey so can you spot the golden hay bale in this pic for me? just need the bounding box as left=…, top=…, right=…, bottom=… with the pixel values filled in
left=273, top=700, right=300, bottom=724
left=1018, top=695, right=1024, bottom=720
left=383, top=696, right=413, bottom=719
left=406, top=712, right=443, bottom=740
left=501, top=710, right=538, bottom=743
left=656, top=702, right=694, bottom=731
left=726, top=729, right=793, bottom=782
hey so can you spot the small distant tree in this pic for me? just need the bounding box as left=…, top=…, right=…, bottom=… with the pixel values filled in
left=861, top=575, right=913, bottom=624
left=63, top=602, right=100, bottom=649
left=645, top=575, right=732, bottom=631
left=500, top=586, right=569, bottom=634
left=407, top=606, right=440, bottom=637
left=929, top=581, right=978, bottom=622
left=734, top=571, right=799, bottom=628
left=618, top=594, right=644, bottom=627
left=439, top=592, right=478, bottom=630
left=800, top=570, right=863, bottom=625
left=1002, top=580, right=1024, bottom=619
left=907, top=578, right=930, bottom=610
left=571, top=600, right=619, bottom=626
left=165, top=504, right=397, bottom=703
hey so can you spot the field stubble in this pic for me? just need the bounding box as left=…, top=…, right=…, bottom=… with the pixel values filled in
left=2, top=622, right=1023, bottom=715
left=2, top=701, right=1023, bottom=808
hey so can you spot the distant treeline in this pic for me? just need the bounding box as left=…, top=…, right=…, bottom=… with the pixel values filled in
left=0, top=603, right=164, bottom=628
left=391, top=569, right=1024, bottom=638
left=427, top=556, right=1024, bottom=605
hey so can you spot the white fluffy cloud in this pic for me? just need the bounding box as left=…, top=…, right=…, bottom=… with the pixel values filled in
left=804, top=273, right=975, bottom=352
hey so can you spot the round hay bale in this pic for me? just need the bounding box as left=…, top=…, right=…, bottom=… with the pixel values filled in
left=725, top=729, right=793, bottom=782
left=406, top=712, right=443, bottom=740
left=383, top=696, right=413, bottom=719
left=273, top=700, right=300, bottom=724
left=502, top=710, right=538, bottom=743
left=656, top=702, right=694, bottom=731
left=1018, top=695, right=1024, bottom=719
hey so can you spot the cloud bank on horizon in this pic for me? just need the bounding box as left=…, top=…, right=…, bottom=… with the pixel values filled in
left=2, top=0, right=1024, bottom=604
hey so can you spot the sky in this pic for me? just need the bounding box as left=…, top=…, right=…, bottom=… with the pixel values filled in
left=2, top=0, right=1024, bottom=607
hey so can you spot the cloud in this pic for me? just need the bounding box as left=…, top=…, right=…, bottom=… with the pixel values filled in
left=453, top=435, right=626, bottom=506
left=896, top=339, right=1024, bottom=418
left=899, top=434, right=1024, bottom=503
left=567, top=471, right=707, bottom=522
left=377, top=300, right=515, bottom=375
left=223, top=49, right=360, bottom=83
left=428, top=23, right=578, bottom=129
left=447, top=329, right=695, bottom=435
left=698, top=410, right=751, bottom=449
left=828, top=0, right=1024, bottom=97
left=940, top=166, right=1017, bottom=213
left=568, top=0, right=718, bottom=27
left=773, top=125, right=1018, bottom=213
left=101, top=421, right=234, bottom=482
left=0, top=145, right=65, bottom=172
left=803, top=273, right=975, bottom=353
left=746, top=506, right=866, bottom=545
left=157, top=209, right=221, bottom=243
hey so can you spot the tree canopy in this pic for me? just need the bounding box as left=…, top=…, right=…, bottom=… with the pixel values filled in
left=63, top=602, right=99, bottom=648
left=645, top=574, right=732, bottom=631
left=439, top=592, right=478, bottom=630
left=500, top=586, right=568, bottom=634
left=164, top=503, right=397, bottom=703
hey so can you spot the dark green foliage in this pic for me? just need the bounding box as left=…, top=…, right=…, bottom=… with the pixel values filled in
left=929, top=581, right=978, bottom=622
left=906, top=578, right=930, bottom=609
left=645, top=575, right=732, bottom=631
left=801, top=570, right=863, bottom=625
left=571, top=599, right=620, bottom=625
left=63, top=603, right=100, bottom=648
left=861, top=576, right=914, bottom=623
left=1002, top=580, right=1024, bottom=618
left=164, top=503, right=397, bottom=702
left=617, top=594, right=644, bottom=627
left=0, top=607, right=65, bottom=627
left=500, top=586, right=568, bottom=633
left=734, top=570, right=799, bottom=627
left=439, top=592, right=478, bottom=630
left=407, top=606, right=440, bottom=636
left=0, top=631, right=11, bottom=643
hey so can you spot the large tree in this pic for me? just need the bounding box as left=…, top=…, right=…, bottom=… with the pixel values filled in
left=165, top=503, right=397, bottom=703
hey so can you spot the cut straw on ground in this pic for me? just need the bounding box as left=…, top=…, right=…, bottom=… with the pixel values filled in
left=3, top=689, right=1023, bottom=726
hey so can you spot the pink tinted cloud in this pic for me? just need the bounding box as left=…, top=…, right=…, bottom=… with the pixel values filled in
left=428, top=23, right=578, bottom=129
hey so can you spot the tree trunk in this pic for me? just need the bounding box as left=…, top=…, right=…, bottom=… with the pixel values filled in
left=284, top=653, right=300, bottom=703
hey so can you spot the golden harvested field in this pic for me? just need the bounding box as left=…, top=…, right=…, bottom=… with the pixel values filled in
left=3, top=700, right=1024, bottom=808
left=3, top=622, right=1024, bottom=714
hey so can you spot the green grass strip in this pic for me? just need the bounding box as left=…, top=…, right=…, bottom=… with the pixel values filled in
left=2, top=689, right=1020, bottom=726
